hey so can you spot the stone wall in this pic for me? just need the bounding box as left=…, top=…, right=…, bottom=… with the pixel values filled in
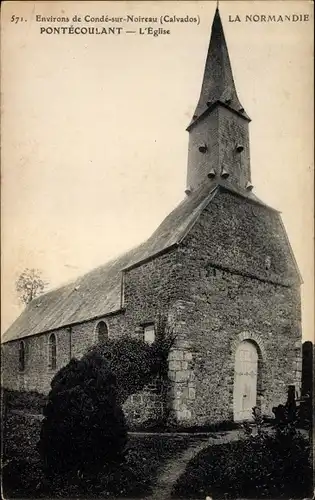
left=218, top=105, right=251, bottom=187
left=1, top=251, right=184, bottom=423
left=164, top=190, right=302, bottom=424
left=1, top=313, right=125, bottom=393
left=122, top=250, right=185, bottom=334
left=190, top=189, right=298, bottom=285
left=123, top=378, right=165, bottom=427
left=2, top=189, right=302, bottom=427
left=187, top=108, right=219, bottom=191
left=187, top=104, right=250, bottom=191
left=164, top=271, right=301, bottom=425
left=2, top=327, right=72, bottom=393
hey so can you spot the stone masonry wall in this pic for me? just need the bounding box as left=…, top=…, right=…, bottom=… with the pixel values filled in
left=2, top=313, right=124, bottom=394
left=167, top=300, right=197, bottom=423
left=187, top=105, right=250, bottom=191
left=123, top=378, right=165, bottom=427
left=165, top=271, right=301, bottom=425
left=187, top=108, right=219, bottom=191
left=165, top=190, right=302, bottom=424
left=187, top=189, right=299, bottom=286
left=2, top=251, right=186, bottom=425
left=218, top=106, right=251, bottom=188
left=119, top=250, right=188, bottom=426
left=2, top=189, right=302, bottom=428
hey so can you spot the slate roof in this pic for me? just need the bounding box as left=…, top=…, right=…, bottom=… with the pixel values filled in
left=188, top=8, right=250, bottom=130
left=2, top=181, right=270, bottom=343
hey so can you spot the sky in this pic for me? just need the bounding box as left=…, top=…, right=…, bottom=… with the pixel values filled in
left=1, top=1, right=314, bottom=341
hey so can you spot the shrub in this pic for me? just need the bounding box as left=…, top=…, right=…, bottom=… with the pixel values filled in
left=2, top=411, right=47, bottom=499
left=271, top=384, right=312, bottom=434
left=302, top=341, right=313, bottom=398
left=86, top=336, right=167, bottom=403
left=172, top=431, right=312, bottom=498
left=1, top=388, right=47, bottom=413
left=2, top=458, right=47, bottom=498
left=298, top=395, right=312, bottom=429
left=173, top=393, right=313, bottom=499
left=38, top=354, right=127, bottom=479
left=300, top=341, right=313, bottom=429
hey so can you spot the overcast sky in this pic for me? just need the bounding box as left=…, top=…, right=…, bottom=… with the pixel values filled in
left=1, top=1, right=314, bottom=341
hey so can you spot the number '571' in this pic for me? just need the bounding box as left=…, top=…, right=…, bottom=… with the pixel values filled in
left=11, top=15, right=25, bottom=24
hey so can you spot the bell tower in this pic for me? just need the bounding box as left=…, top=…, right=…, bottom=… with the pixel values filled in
left=186, top=8, right=252, bottom=194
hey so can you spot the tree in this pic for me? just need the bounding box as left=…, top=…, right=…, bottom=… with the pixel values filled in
left=38, top=321, right=176, bottom=481
left=38, top=355, right=127, bottom=479
left=15, top=268, right=47, bottom=305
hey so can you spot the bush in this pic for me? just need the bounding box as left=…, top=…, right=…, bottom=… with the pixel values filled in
left=38, top=354, right=128, bottom=479
left=1, top=388, right=47, bottom=413
left=173, top=397, right=313, bottom=499
left=2, top=458, right=47, bottom=498
left=3, top=413, right=191, bottom=499
left=85, top=337, right=165, bottom=403
left=272, top=384, right=312, bottom=432
left=2, top=412, right=47, bottom=499
left=38, top=333, right=174, bottom=483
left=302, top=341, right=313, bottom=398
left=172, top=431, right=312, bottom=498
left=300, top=341, right=313, bottom=429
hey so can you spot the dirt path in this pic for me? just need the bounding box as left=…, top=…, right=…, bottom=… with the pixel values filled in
left=149, top=430, right=241, bottom=500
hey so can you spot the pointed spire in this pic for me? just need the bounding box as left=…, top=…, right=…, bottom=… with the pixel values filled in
left=189, top=7, right=249, bottom=128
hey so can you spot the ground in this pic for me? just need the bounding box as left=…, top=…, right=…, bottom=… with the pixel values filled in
left=2, top=408, right=313, bottom=499
left=172, top=431, right=313, bottom=499
left=2, top=410, right=200, bottom=498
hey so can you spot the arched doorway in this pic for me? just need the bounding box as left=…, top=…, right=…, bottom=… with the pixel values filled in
left=233, top=340, right=258, bottom=421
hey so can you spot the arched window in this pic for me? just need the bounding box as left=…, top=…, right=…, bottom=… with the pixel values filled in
left=96, top=321, right=108, bottom=343
left=19, top=341, right=26, bottom=372
left=48, top=334, right=57, bottom=370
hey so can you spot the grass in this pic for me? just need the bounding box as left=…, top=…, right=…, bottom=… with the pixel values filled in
left=2, top=410, right=194, bottom=498
left=3, top=391, right=312, bottom=499
left=172, top=431, right=313, bottom=499
left=130, top=419, right=242, bottom=433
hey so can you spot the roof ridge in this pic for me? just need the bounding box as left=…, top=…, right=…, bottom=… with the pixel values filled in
left=2, top=186, right=216, bottom=342
left=217, top=181, right=279, bottom=212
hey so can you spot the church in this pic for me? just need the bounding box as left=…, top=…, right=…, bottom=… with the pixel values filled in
left=2, top=8, right=303, bottom=426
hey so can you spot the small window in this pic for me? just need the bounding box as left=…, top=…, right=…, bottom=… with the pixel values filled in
left=144, top=324, right=155, bottom=345
left=265, top=256, right=272, bottom=270
left=48, top=334, right=57, bottom=370
left=19, top=341, right=26, bottom=372
left=96, top=321, right=108, bottom=343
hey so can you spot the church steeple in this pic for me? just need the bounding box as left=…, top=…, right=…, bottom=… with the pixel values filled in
left=186, top=7, right=252, bottom=193
left=189, top=8, right=249, bottom=128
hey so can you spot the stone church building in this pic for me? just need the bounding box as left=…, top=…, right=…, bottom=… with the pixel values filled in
left=2, top=9, right=302, bottom=425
